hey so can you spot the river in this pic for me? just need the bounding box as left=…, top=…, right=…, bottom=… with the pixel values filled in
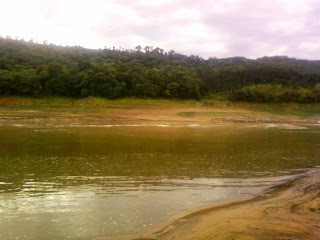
left=0, top=124, right=319, bottom=239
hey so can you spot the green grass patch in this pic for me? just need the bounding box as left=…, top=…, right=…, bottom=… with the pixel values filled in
left=177, top=111, right=244, bottom=118
left=1, top=96, right=319, bottom=118
left=241, top=103, right=320, bottom=117
left=91, top=97, right=200, bottom=108
left=0, top=96, right=202, bottom=110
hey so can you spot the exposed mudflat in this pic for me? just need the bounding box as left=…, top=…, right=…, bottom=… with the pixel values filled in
left=0, top=97, right=319, bottom=128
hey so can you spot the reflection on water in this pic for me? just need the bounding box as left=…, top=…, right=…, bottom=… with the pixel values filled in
left=0, top=125, right=319, bottom=239
left=0, top=175, right=299, bottom=239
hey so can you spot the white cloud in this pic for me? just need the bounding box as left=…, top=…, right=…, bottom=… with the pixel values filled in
left=171, top=8, right=202, bottom=20
left=139, top=0, right=172, bottom=6
left=0, top=0, right=318, bottom=59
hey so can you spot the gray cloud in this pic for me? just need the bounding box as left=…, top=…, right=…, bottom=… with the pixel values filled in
left=198, top=0, right=319, bottom=58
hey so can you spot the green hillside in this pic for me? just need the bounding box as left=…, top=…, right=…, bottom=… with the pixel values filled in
left=0, top=37, right=319, bottom=102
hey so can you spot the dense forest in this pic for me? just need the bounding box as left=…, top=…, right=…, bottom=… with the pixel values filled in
left=0, top=37, right=320, bottom=102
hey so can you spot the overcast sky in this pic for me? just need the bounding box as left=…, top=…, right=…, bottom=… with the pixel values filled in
left=0, top=0, right=319, bottom=59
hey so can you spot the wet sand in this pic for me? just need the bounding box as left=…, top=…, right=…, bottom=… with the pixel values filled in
left=131, top=169, right=320, bottom=240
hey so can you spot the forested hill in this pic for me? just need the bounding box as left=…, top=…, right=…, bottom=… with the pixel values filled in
left=1, top=37, right=320, bottom=102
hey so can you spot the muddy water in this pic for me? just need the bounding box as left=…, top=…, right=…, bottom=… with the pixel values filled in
left=0, top=125, right=319, bottom=239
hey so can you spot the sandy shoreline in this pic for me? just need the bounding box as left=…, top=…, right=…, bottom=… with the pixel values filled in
left=147, top=169, right=320, bottom=240
left=97, top=168, right=320, bottom=240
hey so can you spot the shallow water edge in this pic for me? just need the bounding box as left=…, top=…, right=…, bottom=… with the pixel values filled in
left=102, top=168, right=320, bottom=240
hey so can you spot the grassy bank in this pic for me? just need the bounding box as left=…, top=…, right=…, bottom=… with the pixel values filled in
left=1, top=96, right=319, bottom=115
left=0, top=96, right=201, bottom=109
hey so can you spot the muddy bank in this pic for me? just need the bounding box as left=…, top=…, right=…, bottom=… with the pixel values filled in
left=0, top=98, right=319, bottom=127
left=130, top=169, right=320, bottom=240
left=0, top=109, right=319, bottom=129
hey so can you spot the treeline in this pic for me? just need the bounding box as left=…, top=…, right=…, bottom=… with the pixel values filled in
left=0, top=37, right=320, bottom=102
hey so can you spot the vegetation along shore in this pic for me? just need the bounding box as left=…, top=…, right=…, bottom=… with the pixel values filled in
left=0, top=37, right=320, bottom=103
